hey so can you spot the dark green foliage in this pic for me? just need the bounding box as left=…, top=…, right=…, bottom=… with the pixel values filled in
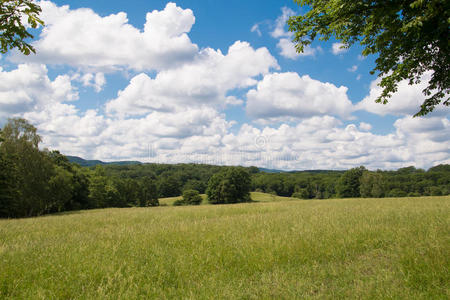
left=0, top=150, right=19, bottom=217
left=336, top=166, right=366, bottom=198
left=292, top=190, right=309, bottom=200
left=48, top=165, right=74, bottom=213
left=113, top=178, right=138, bottom=207
left=408, top=192, right=421, bottom=197
left=360, top=171, right=386, bottom=198
left=207, top=167, right=251, bottom=204
left=0, top=118, right=54, bottom=217
left=173, top=190, right=202, bottom=206
left=139, top=177, right=159, bottom=207
left=158, top=176, right=181, bottom=198
left=428, top=186, right=443, bottom=196
left=288, top=0, right=449, bottom=116
left=183, top=179, right=207, bottom=194
left=248, top=166, right=260, bottom=174
left=88, top=166, right=109, bottom=208
left=0, top=118, right=163, bottom=217
left=252, top=171, right=342, bottom=199
left=182, top=189, right=202, bottom=205
left=388, top=188, right=408, bottom=198
left=253, top=166, right=449, bottom=199
left=69, top=166, right=90, bottom=210
left=428, top=164, right=450, bottom=173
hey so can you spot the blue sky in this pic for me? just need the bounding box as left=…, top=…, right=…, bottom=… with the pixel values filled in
left=0, top=1, right=448, bottom=170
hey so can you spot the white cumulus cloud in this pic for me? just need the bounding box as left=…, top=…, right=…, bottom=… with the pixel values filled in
left=106, top=41, right=279, bottom=116
left=12, top=1, right=198, bottom=72
left=76, top=72, right=106, bottom=92
left=356, top=72, right=447, bottom=116
left=0, top=64, right=78, bottom=119
left=246, top=72, right=354, bottom=123
left=270, top=7, right=295, bottom=39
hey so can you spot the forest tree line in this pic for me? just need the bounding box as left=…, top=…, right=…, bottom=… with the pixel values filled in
left=0, top=118, right=449, bottom=218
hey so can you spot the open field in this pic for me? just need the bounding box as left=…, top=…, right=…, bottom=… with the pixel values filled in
left=0, top=195, right=449, bottom=299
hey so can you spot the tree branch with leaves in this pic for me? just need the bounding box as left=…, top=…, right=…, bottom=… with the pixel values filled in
left=0, top=0, right=43, bottom=55
left=288, top=0, right=449, bottom=116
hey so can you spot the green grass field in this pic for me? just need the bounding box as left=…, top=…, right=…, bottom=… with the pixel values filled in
left=1, top=195, right=449, bottom=299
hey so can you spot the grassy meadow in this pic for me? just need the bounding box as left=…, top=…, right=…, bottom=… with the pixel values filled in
left=0, top=195, right=449, bottom=299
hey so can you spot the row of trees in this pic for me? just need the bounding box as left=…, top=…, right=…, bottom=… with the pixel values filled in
left=1, top=118, right=448, bottom=218
left=252, top=165, right=449, bottom=200
left=101, top=163, right=227, bottom=197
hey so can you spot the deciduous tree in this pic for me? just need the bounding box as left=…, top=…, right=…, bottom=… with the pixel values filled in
left=288, top=0, right=449, bottom=116
left=207, top=167, right=251, bottom=204
left=0, top=118, right=53, bottom=216
left=336, top=166, right=366, bottom=198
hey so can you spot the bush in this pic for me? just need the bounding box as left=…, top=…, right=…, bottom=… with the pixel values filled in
left=407, top=192, right=421, bottom=197
left=182, top=189, right=202, bottom=205
left=173, top=190, right=202, bottom=206
left=388, top=188, right=407, bottom=197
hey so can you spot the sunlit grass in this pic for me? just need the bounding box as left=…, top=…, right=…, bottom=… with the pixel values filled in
left=250, top=191, right=297, bottom=202
left=0, top=196, right=448, bottom=299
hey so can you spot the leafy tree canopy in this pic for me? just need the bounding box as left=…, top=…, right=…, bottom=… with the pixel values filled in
left=207, top=167, right=251, bottom=204
left=336, top=166, right=366, bottom=198
left=1, top=0, right=43, bottom=55
left=288, top=0, right=449, bottom=116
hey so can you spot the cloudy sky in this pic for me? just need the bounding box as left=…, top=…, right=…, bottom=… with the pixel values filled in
left=0, top=0, right=448, bottom=170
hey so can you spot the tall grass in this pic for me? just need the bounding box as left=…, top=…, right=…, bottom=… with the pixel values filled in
left=0, top=196, right=449, bottom=299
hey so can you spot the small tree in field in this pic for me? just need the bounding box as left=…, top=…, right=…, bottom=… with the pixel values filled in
left=174, top=189, right=202, bottom=206
left=182, top=189, right=202, bottom=205
left=206, top=167, right=251, bottom=204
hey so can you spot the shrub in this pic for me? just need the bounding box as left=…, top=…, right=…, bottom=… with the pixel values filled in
left=173, top=190, right=202, bottom=206
left=407, top=192, right=421, bottom=197
left=182, top=189, right=202, bottom=205
left=388, top=188, right=407, bottom=197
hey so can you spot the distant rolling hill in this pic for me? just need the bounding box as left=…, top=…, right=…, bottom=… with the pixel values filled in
left=66, top=156, right=141, bottom=167
left=66, top=156, right=341, bottom=174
